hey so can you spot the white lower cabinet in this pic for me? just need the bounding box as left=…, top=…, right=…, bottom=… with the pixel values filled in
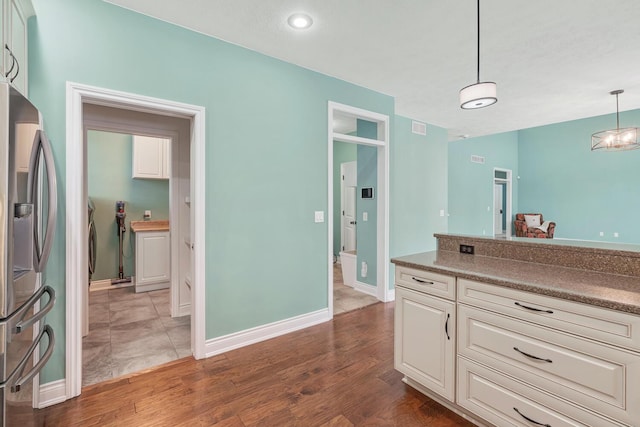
left=394, top=267, right=640, bottom=427
left=134, top=230, right=171, bottom=293
left=394, top=285, right=456, bottom=402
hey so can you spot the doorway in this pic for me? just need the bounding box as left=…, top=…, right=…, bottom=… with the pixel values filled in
left=65, top=82, right=206, bottom=399
left=493, top=168, right=512, bottom=238
left=327, top=102, right=390, bottom=317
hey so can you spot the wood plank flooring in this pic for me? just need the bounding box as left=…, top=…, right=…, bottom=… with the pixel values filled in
left=23, top=302, right=476, bottom=426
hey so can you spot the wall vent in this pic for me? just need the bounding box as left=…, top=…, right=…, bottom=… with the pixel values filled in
left=411, top=120, right=427, bottom=136
left=470, top=155, right=485, bottom=164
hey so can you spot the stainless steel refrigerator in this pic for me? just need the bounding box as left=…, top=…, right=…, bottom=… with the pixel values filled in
left=0, top=83, right=56, bottom=425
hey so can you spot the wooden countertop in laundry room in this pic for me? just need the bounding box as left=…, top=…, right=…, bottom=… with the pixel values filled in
left=130, top=220, right=170, bottom=232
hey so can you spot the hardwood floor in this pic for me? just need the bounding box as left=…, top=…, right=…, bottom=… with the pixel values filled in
left=26, top=302, right=475, bottom=426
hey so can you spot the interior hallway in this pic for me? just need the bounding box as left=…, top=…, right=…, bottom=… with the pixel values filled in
left=333, top=263, right=379, bottom=314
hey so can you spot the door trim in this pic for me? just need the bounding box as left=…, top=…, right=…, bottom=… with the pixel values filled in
left=327, top=101, right=390, bottom=311
left=65, top=82, right=206, bottom=399
left=493, top=168, right=512, bottom=238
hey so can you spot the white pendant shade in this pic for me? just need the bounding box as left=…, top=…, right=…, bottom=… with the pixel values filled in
left=460, top=82, right=497, bottom=109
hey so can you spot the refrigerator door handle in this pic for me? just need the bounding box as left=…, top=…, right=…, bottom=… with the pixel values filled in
left=13, top=286, right=55, bottom=333
left=27, top=130, right=58, bottom=273
left=2, top=325, right=55, bottom=392
left=0, top=285, right=55, bottom=329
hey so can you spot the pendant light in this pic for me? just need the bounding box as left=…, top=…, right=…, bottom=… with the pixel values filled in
left=459, top=0, right=497, bottom=109
left=591, top=90, right=640, bottom=151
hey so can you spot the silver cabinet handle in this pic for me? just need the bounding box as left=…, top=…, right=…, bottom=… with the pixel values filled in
left=444, top=313, right=451, bottom=340
left=513, top=407, right=551, bottom=427
left=412, top=277, right=434, bottom=285
left=513, top=347, right=552, bottom=363
left=515, top=301, right=553, bottom=314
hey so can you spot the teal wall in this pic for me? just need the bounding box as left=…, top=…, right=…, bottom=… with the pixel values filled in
left=448, top=131, right=519, bottom=235
left=518, top=109, right=640, bottom=243
left=332, top=141, right=357, bottom=257
left=29, top=0, right=394, bottom=382
left=390, top=116, right=449, bottom=289
left=356, top=120, right=378, bottom=286
left=87, top=131, right=169, bottom=281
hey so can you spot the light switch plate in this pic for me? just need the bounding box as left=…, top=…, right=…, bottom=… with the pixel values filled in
left=363, top=212, right=368, bottom=221
left=314, top=211, right=324, bottom=223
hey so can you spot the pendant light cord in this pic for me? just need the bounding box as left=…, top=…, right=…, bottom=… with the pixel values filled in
left=476, top=0, right=480, bottom=83
left=616, top=92, right=620, bottom=130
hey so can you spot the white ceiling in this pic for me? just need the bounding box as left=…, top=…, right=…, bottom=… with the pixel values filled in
left=104, top=0, right=640, bottom=139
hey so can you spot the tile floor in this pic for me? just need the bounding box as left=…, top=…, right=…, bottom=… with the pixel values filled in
left=333, top=263, right=379, bottom=314
left=82, top=287, right=190, bottom=387
left=82, top=266, right=377, bottom=387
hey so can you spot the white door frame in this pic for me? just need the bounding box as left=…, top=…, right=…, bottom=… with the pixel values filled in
left=65, top=82, right=206, bottom=399
left=493, top=168, right=512, bottom=238
left=327, top=101, right=390, bottom=313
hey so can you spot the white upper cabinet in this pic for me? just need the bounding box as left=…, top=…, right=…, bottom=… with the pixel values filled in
left=132, top=135, right=171, bottom=180
left=2, top=0, right=34, bottom=96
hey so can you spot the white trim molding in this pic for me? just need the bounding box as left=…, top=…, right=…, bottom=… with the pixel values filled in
left=204, top=309, right=331, bottom=358
left=354, top=281, right=377, bottom=297
left=327, top=101, right=392, bottom=315
left=37, top=379, right=67, bottom=409
left=65, top=82, right=207, bottom=400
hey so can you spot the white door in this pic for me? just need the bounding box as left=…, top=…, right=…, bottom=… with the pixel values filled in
left=341, top=161, right=357, bottom=252
left=494, top=183, right=503, bottom=235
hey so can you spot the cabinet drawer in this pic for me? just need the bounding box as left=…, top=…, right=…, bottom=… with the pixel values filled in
left=458, top=304, right=640, bottom=425
left=457, top=357, right=625, bottom=427
left=395, top=266, right=455, bottom=300
left=459, top=278, right=640, bottom=352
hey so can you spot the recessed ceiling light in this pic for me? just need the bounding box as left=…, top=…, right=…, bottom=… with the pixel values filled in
left=287, top=13, right=313, bottom=30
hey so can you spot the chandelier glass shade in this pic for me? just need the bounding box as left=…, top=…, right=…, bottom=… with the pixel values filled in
left=591, top=90, right=640, bottom=151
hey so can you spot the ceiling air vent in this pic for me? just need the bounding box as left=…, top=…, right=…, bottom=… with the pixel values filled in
left=470, top=155, right=485, bottom=164
left=411, top=120, right=427, bottom=136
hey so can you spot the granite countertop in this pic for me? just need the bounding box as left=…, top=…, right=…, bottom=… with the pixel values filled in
left=391, top=250, right=640, bottom=315
left=130, top=220, right=170, bottom=232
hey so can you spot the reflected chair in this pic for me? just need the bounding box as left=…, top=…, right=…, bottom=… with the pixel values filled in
left=514, top=213, right=556, bottom=238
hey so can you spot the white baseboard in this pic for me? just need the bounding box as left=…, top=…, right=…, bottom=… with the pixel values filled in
left=387, top=288, right=395, bottom=302
left=38, top=379, right=67, bottom=409
left=90, top=278, right=134, bottom=292
left=177, top=303, right=191, bottom=317
left=354, top=280, right=377, bottom=297
left=204, top=308, right=330, bottom=358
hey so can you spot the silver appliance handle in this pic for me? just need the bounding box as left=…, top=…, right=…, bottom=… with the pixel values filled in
left=88, top=220, right=97, bottom=277
left=0, top=285, right=55, bottom=329
left=27, top=130, right=58, bottom=273
left=13, top=285, right=55, bottom=333
left=2, top=325, right=55, bottom=392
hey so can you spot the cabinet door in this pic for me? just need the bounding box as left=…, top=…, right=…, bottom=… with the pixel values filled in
left=8, top=0, right=27, bottom=94
left=133, top=135, right=168, bottom=179
left=394, top=286, right=456, bottom=401
left=135, top=231, right=170, bottom=286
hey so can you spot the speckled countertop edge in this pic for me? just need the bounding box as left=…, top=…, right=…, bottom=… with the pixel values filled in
left=392, top=250, right=640, bottom=316
left=434, top=233, right=640, bottom=258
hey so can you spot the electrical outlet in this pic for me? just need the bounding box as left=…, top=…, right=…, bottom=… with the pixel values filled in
left=460, top=244, right=475, bottom=255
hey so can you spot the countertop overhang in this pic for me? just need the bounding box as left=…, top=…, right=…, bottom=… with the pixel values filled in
left=392, top=250, right=640, bottom=315
left=130, top=220, right=169, bottom=232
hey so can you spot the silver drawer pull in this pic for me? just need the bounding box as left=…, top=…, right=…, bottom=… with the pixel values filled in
left=513, top=347, right=552, bottom=363
left=515, top=301, right=553, bottom=314
left=513, top=407, right=551, bottom=427
left=411, top=277, right=434, bottom=285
